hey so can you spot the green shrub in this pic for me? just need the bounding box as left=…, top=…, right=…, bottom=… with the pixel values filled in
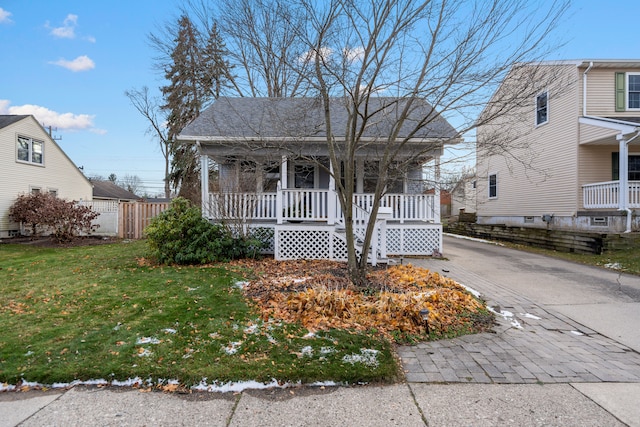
left=145, top=198, right=262, bottom=264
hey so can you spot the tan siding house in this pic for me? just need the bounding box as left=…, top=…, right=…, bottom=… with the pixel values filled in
left=0, top=115, right=93, bottom=237
left=477, top=60, right=640, bottom=233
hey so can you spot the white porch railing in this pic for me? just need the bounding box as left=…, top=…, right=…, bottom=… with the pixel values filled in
left=207, top=190, right=438, bottom=223
left=583, top=181, right=640, bottom=209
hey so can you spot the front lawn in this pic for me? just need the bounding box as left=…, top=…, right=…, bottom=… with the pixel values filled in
left=0, top=241, right=397, bottom=388
left=0, top=240, right=488, bottom=390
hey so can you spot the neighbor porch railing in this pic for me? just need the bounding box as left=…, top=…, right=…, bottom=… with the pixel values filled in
left=207, top=189, right=438, bottom=223
left=582, top=180, right=640, bottom=209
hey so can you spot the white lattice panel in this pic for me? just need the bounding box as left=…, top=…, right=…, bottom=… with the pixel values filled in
left=248, top=225, right=275, bottom=253
left=273, top=223, right=441, bottom=260
left=276, top=229, right=330, bottom=260
left=385, top=224, right=441, bottom=255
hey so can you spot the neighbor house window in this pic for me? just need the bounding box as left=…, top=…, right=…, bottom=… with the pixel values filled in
left=628, top=73, right=640, bottom=109
left=17, top=136, right=44, bottom=165
left=488, top=173, right=497, bottom=198
left=535, top=91, right=548, bottom=125
left=615, top=72, right=640, bottom=111
left=612, top=153, right=640, bottom=180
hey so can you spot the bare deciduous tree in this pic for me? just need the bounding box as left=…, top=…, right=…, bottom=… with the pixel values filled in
left=125, top=86, right=172, bottom=198
left=173, top=0, right=569, bottom=286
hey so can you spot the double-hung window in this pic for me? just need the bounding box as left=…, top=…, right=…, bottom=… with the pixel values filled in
left=535, top=91, right=548, bottom=126
left=628, top=73, right=640, bottom=110
left=488, top=173, right=497, bottom=198
left=17, top=136, right=44, bottom=165
left=615, top=72, right=640, bottom=111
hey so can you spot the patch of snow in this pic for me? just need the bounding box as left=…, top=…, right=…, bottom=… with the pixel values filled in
left=342, top=349, right=379, bottom=368
left=604, top=262, right=622, bottom=270
left=136, top=337, right=161, bottom=345
left=570, top=330, right=584, bottom=336
left=192, top=378, right=298, bottom=393
left=459, top=283, right=482, bottom=299
left=208, top=332, right=221, bottom=339
left=521, top=313, right=542, bottom=320
left=113, top=322, right=122, bottom=331
left=300, top=346, right=314, bottom=357
left=488, top=306, right=513, bottom=319
left=293, top=277, right=309, bottom=283
left=444, top=233, right=505, bottom=246
left=244, top=324, right=259, bottom=334
left=137, top=348, right=153, bottom=357
left=187, top=287, right=200, bottom=292
left=162, top=328, right=177, bottom=334
left=266, top=334, right=278, bottom=344
left=320, top=347, right=335, bottom=354
left=303, top=331, right=316, bottom=339
left=510, top=319, right=523, bottom=329
left=24, top=351, right=34, bottom=357
left=222, top=341, right=242, bottom=355
left=234, top=281, right=249, bottom=289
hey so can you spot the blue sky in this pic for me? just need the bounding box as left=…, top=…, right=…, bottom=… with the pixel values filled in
left=1, top=1, right=640, bottom=195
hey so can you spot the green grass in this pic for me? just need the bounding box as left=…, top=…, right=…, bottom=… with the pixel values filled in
left=0, top=241, right=398, bottom=387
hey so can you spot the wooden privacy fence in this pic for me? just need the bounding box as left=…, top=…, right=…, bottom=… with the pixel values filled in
left=118, top=202, right=170, bottom=239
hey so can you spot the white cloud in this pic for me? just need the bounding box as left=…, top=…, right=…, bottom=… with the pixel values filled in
left=49, top=13, right=78, bottom=39
left=49, top=55, right=95, bottom=72
left=0, top=8, right=12, bottom=24
left=344, top=47, right=365, bottom=62
left=299, top=47, right=333, bottom=64
left=0, top=100, right=96, bottom=132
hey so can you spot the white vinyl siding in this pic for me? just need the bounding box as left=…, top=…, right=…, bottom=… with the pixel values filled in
left=0, top=116, right=93, bottom=235
left=586, top=68, right=640, bottom=117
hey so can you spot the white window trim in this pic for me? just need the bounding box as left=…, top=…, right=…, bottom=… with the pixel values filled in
left=535, top=90, right=549, bottom=126
left=626, top=72, right=640, bottom=111
left=16, top=135, right=45, bottom=166
left=488, top=172, right=498, bottom=199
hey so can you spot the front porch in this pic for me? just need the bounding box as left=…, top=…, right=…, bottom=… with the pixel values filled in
left=205, top=188, right=442, bottom=263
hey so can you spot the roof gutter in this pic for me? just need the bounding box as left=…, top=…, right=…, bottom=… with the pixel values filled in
left=582, top=61, right=593, bottom=116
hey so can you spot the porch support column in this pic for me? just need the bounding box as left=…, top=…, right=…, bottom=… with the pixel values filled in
left=281, top=156, right=288, bottom=189
left=618, top=135, right=629, bottom=217
left=198, top=143, right=210, bottom=219
left=618, top=130, right=640, bottom=232
left=434, top=157, right=441, bottom=225
left=328, top=158, right=336, bottom=225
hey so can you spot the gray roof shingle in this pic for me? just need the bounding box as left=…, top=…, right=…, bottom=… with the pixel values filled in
left=92, top=181, right=140, bottom=201
left=0, top=115, right=30, bottom=129
left=179, top=97, right=458, bottom=141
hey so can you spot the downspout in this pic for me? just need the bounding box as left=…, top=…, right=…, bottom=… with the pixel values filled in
left=583, top=61, right=593, bottom=116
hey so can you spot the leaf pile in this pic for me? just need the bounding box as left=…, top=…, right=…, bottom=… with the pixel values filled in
left=233, top=260, right=489, bottom=341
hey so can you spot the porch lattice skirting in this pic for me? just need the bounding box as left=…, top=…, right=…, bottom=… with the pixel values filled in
left=247, top=223, right=442, bottom=261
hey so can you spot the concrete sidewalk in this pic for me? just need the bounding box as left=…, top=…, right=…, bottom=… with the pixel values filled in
left=0, top=382, right=631, bottom=426
left=2, top=234, right=639, bottom=426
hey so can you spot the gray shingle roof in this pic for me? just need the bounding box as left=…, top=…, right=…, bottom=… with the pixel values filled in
left=0, top=115, right=30, bottom=129
left=179, top=97, right=458, bottom=141
left=92, top=181, right=140, bottom=201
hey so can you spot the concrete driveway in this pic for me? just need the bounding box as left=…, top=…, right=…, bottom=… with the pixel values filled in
left=435, top=233, right=640, bottom=352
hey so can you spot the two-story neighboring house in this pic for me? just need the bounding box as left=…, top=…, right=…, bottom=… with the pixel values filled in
left=0, top=115, right=93, bottom=237
left=476, top=60, right=640, bottom=233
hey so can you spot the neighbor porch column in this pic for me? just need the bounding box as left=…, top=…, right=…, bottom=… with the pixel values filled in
left=434, top=157, right=441, bottom=224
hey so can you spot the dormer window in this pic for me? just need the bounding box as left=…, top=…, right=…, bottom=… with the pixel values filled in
left=535, top=91, right=548, bottom=126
